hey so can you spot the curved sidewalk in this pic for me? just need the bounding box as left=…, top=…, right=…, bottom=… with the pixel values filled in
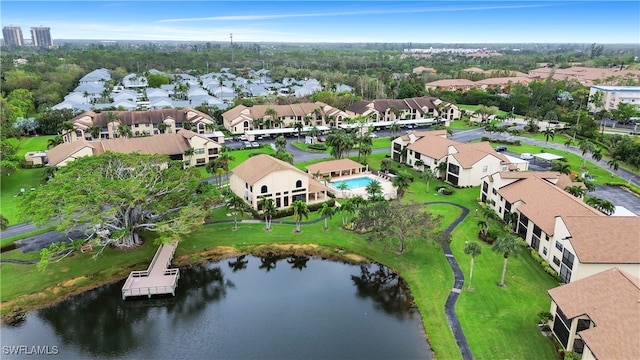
left=426, top=201, right=473, bottom=360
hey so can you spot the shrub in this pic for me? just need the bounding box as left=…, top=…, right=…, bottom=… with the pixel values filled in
left=441, top=188, right=454, bottom=195
left=308, top=143, right=327, bottom=150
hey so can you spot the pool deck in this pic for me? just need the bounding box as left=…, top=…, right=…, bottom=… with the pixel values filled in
left=329, top=172, right=396, bottom=200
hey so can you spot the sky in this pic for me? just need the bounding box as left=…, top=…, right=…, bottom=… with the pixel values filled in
left=2, top=0, right=639, bottom=44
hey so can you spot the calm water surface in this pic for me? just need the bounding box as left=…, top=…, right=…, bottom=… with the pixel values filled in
left=2, top=255, right=431, bottom=359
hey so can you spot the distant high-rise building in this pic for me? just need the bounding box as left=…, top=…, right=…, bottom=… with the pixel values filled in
left=31, top=27, right=53, bottom=47
left=2, top=26, right=24, bottom=46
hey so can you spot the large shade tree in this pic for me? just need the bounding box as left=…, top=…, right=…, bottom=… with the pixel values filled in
left=20, top=152, right=220, bottom=258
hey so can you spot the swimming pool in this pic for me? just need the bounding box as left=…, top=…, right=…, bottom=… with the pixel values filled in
left=331, top=176, right=373, bottom=189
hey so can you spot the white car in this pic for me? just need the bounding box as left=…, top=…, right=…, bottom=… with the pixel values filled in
left=520, top=153, right=533, bottom=160
left=369, top=133, right=378, bottom=138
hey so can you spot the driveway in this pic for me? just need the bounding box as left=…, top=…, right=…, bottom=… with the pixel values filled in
left=590, top=186, right=640, bottom=215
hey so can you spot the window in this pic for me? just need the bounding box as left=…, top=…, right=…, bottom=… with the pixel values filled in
left=492, top=188, right=497, bottom=195
left=482, top=182, right=489, bottom=193
left=553, top=256, right=561, bottom=266
left=447, top=163, right=460, bottom=175
left=555, top=242, right=563, bottom=251
left=543, top=247, right=547, bottom=255
left=560, top=265, right=572, bottom=283
left=295, top=180, right=303, bottom=188
left=261, top=185, right=268, bottom=194
left=482, top=165, right=488, bottom=173
left=415, top=153, right=421, bottom=160
left=562, top=249, right=574, bottom=269
left=194, top=148, right=205, bottom=155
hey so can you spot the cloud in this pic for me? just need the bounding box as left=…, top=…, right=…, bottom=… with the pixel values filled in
left=159, top=2, right=558, bottom=23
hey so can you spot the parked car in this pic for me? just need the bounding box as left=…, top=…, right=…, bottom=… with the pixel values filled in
left=520, top=153, right=533, bottom=160
left=630, top=131, right=639, bottom=136
left=369, top=133, right=378, bottom=138
left=251, top=142, right=260, bottom=148
left=239, top=135, right=248, bottom=141
left=242, top=141, right=252, bottom=148
left=317, top=136, right=326, bottom=142
left=494, top=145, right=507, bottom=152
left=548, top=120, right=560, bottom=125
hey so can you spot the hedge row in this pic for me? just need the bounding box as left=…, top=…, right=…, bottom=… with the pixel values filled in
left=530, top=249, right=563, bottom=283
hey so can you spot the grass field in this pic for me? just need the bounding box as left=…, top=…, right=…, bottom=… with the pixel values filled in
left=8, top=135, right=56, bottom=158
left=0, top=168, right=46, bottom=225
left=457, top=104, right=508, bottom=117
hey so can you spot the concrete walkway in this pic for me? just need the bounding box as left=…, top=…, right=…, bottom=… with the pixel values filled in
left=425, top=201, right=473, bottom=360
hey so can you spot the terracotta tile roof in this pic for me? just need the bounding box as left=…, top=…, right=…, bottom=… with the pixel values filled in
left=71, top=107, right=212, bottom=127
left=475, top=76, right=531, bottom=86
left=498, top=176, right=602, bottom=235
left=451, top=142, right=509, bottom=169
left=548, top=268, right=640, bottom=360
left=346, top=100, right=371, bottom=114
left=308, top=177, right=329, bottom=193
left=306, top=159, right=364, bottom=174
left=47, top=140, right=96, bottom=166
left=223, top=102, right=338, bottom=121
left=232, top=154, right=308, bottom=185
left=407, top=133, right=457, bottom=160
left=563, top=216, right=640, bottom=263
left=426, top=79, right=476, bottom=87
left=100, top=133, right=191, bottom=155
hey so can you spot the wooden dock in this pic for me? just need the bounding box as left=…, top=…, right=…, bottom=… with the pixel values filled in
left=121, top=242, right=180, bottom=300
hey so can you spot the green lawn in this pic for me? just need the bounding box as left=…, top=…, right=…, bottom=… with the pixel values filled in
left=457, top=104, right=508, bottom=117
left=228, top=146, right=276, bottom=170
left=1, top=168, right=46, bottom=225
left=8, top=135, right=56, bottom=158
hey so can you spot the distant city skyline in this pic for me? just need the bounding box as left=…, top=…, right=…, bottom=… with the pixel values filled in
left=2, top=1, right=639, bottom=44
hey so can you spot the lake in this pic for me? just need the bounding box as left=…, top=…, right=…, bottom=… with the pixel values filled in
left=1, top=255, right=431, bottom=359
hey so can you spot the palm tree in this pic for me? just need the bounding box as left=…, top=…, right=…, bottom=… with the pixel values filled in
left=551, top=162, right=571, bottom=175
left=47, top=135, right=64, bottom=149
left=389, top=122, right=401, bottom=137
left=585, top=196, right=615, bottom=215
left=380, top=158, right=392, bottom=173
left=365, top=179, right=383, bottom=199
left=182, top=121, right=193, bottom=131
left=564, top=138, right=574, bottom=148
left=339, top=200, right=356, bottom=226
left=291, top=200, right=309, bottom=233
left=293, top=122, right=304, bottom=142
left=338, top=182, right=349, bottom=197
left=264, top=108, right=278, bottom=129
left=157, top=122, right=169, bottom=134
left=117, top=125, right=132, bottom=138
left=226, top=194, right=247, bottom=231
left=564, top=185, right=586, bottom=198
left=215, top=150, right=236, bottom=175
left=258, top=196, right=276, bottom=230
left=464, top=242, right=482, bottom=290
left=392, top=171, right=412, bottom=199
left=588, top=149, right=602, bottom=164
left=542, top=127, right=555, bottom=142
left=421, top=168, right=435, bottom=193
left=436, top=161, right=448, bottom=179
left=579, top=139, right=594, bottom=168
left=88, top=125, right=102, bottom=140
left=275, top=135, right=287, bottom=152
left=492, top=235, right=522, bottom=287
left=318, top=202, right=335, bottom=230
left=477, top=220, right=489, bottom=240
left=183, top=147, right=195, bottom=167
left=204, top=123, right=215, bottom=133
left=503, top=211, right=518, bottom=230
left=607, top=157, right=620, bottom=171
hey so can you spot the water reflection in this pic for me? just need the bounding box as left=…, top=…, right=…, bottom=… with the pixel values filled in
left=351, top=264, right=416, bottom=320
left=4, top=256, right=430, bottom=359
left=37, top=284, right=151, bottom=357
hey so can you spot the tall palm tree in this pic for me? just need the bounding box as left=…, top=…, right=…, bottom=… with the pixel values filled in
left=339, top=200, right=356, bottom=226
left=216, top=150, right=236, bottom=175
left=503, top=211, right=518, bottom=230
left=293, top=122, right=304, bottom=142
left=392, top=171, right=412, bottom=199
left=422, top=168, right=435, bottom=193
left=464, top=242, right=482, bottom=290
left=117, top=125, right=132, bottom=138
left=389, top=122, right=401, bottom=137
left=492, top=235, right=522, bottom=287
left=564, top=138, right=574, bottom=148
left=542, top=127, right=555, bottom=142
left=591, top=148, right=603, bottom=162
left=578, top=139, right=594, bottom=168
left=585, top=196, right=615, bottom=215
left=258, top=196, right=276, bottom=230
left=61, top=121, right=75, bottom=141
left=226, top=194, right=247, bottom=231
left=551, top=162, right=571, bottom=175
left=436, top=161, right=448, bottom=179
left=291, top=200, right=309, bottom=233
left=275, top=135, right=287, bottom=152
left=607, top=157, right=620, bottom=171
left=380, top=158, right=392, bottom=173
left=318, top=202, right=335, bottom=230
left=264, top=108, right=278, bottom=129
